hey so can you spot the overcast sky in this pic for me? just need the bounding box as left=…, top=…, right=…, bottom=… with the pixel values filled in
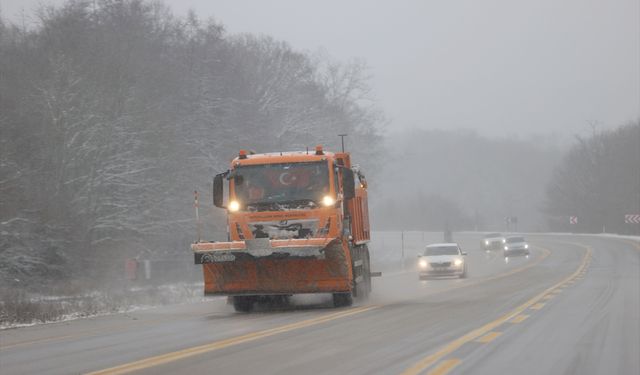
left=2, top=0, right=638, bottom=137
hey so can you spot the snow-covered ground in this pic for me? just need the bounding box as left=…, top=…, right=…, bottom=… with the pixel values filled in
left=0, top=282, right=210, bottom=330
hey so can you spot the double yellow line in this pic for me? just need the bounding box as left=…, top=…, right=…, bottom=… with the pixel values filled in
left=85, top=246, right=551, bottom=374
left=400, top=244, right=592, bottom=375
left=87, top=305, right=378, bottom=375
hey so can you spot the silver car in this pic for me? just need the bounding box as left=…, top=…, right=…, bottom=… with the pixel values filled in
left=418, top=243, right=468, bottom=279
left=503, top=236, right=530, bottom=258
left=481, top=232, right=506, bottom=251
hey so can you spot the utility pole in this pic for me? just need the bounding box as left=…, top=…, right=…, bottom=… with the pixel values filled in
left=338, top=134, right=347, bottom=153
left=401, top=230, right=405, bottom=270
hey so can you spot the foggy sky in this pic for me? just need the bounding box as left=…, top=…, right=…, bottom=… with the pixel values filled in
left=2, top=0, right=638, bottom=137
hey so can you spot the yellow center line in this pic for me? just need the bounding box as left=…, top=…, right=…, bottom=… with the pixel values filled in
left=542, top=295, right=554, bottom=300
left=399, top=244, right=591, bottom=375
left=510, top=314, right=529, bottom=323
left=86, top=305, right=379, bottom=375
left=426, top=359, right=461, bottom=375
left=85, top=245, right=553, bottom=375
left=475, top=331, right=502, bottom=343
left=530, top=302, right=546, bottom=310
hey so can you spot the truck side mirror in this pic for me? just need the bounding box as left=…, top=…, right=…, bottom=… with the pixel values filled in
left=342, top=168, right=355, bottom=200
left=213, top=173, right=225, bottom=208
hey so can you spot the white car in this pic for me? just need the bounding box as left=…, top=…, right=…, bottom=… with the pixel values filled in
left=481, top=232, right=506, bottom=251
left=503, top=236, right=530, bottom=258
left=418, top=243, right=468, bottom=279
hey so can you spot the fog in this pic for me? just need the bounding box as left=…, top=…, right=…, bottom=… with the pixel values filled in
left=0, top=0, right=638, bottom=325
left=2, top=0, right=638, bottom=136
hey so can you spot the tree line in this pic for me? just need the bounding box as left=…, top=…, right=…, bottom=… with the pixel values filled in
left=373, top=122, right=639, bottom=236
left=544, top=121, right=640, bottom=234
left=0, top=0, right=383, bottom=287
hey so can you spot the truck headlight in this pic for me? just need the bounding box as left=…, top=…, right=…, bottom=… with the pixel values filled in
left=484, top=240, right=489, bottom=245
left=502, top=238, right=506, bottom=243
left=228, top=200, right=240, bottom=212
left=322, top=195, right=335, bottom=207
left=524, top=244, right=529, bottom=249
left=504, top=246, right=509, bottom=250
left=454, top=259, right=463, bottom=266
left=419, top=259, right=428, bottom=268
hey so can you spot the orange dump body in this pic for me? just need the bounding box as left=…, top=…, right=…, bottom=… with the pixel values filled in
left=193, top=149, right=369, bottom=296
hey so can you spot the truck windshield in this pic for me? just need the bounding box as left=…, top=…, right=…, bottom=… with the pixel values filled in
left=233, top=161, right=330, bottom=210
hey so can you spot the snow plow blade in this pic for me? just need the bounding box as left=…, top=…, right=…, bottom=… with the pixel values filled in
left=192, top=238, right=351, bottom=295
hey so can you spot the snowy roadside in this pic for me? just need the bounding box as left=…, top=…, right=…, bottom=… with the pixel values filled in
left=0, top=282, right=211, bottom=330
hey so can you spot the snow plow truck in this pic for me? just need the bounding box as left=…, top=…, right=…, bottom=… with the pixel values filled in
left=192, top=146, right=377, bottom=312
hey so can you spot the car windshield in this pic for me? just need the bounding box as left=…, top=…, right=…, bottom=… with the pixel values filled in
left=233, top=161, right=330, bottom=210
left=424, top=246, right=459, bottom=256
left=507, top=237, right=525, bottom=243
left=485, top=233, right=501, bottom=238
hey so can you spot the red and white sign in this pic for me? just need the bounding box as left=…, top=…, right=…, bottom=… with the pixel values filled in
left=625, top=214, right=640, bottom=224
left=569, top=216, right=578, bottom=225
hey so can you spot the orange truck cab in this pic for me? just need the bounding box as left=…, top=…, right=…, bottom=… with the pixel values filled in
left=192, top=146, right=376, bottom=311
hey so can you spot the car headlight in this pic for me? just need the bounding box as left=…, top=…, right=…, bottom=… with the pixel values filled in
left=504, top=246, right=509, bottom=250
left=484, top=240, right=489, bottom=245
left=454, top=259, right=463, bottom=266
left=419, top=259, right=428, bottom=268
left=502, top=238, right=506, bottom=243
left=228, top=200, right=240, bottom=212
left=524, top=244, right=529, bottom=249
left=321, top=195, right=335, bottom=207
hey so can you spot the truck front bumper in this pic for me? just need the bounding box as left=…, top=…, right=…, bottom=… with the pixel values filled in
left=192, top=238, right=352, bottom=295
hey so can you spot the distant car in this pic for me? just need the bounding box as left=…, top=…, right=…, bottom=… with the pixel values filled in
left=418, top=243, right=468, bottom=279
left=481, top=233, right=506, bottom=251
left=503, top=236, right=530, bottom=258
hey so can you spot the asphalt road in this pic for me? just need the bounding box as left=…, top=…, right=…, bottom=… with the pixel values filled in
left=1, top=234, right=638, bottom=375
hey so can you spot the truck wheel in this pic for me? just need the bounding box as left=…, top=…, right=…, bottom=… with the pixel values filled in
left=232, top=296, right=255, bottom=312
left=332, top=292, right=353, bottom=307
left=351, top=245, right=371, bottom=301
left=364, top=247, right=372, bottom=295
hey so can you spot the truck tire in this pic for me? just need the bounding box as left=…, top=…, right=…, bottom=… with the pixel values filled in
left=232, top=296, right=255, bottom=312
left=364, top=246, right=372, bottom=294
left=351, top=245, right=371, bottom=300
left=332, top=292, right=353, bottom=307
